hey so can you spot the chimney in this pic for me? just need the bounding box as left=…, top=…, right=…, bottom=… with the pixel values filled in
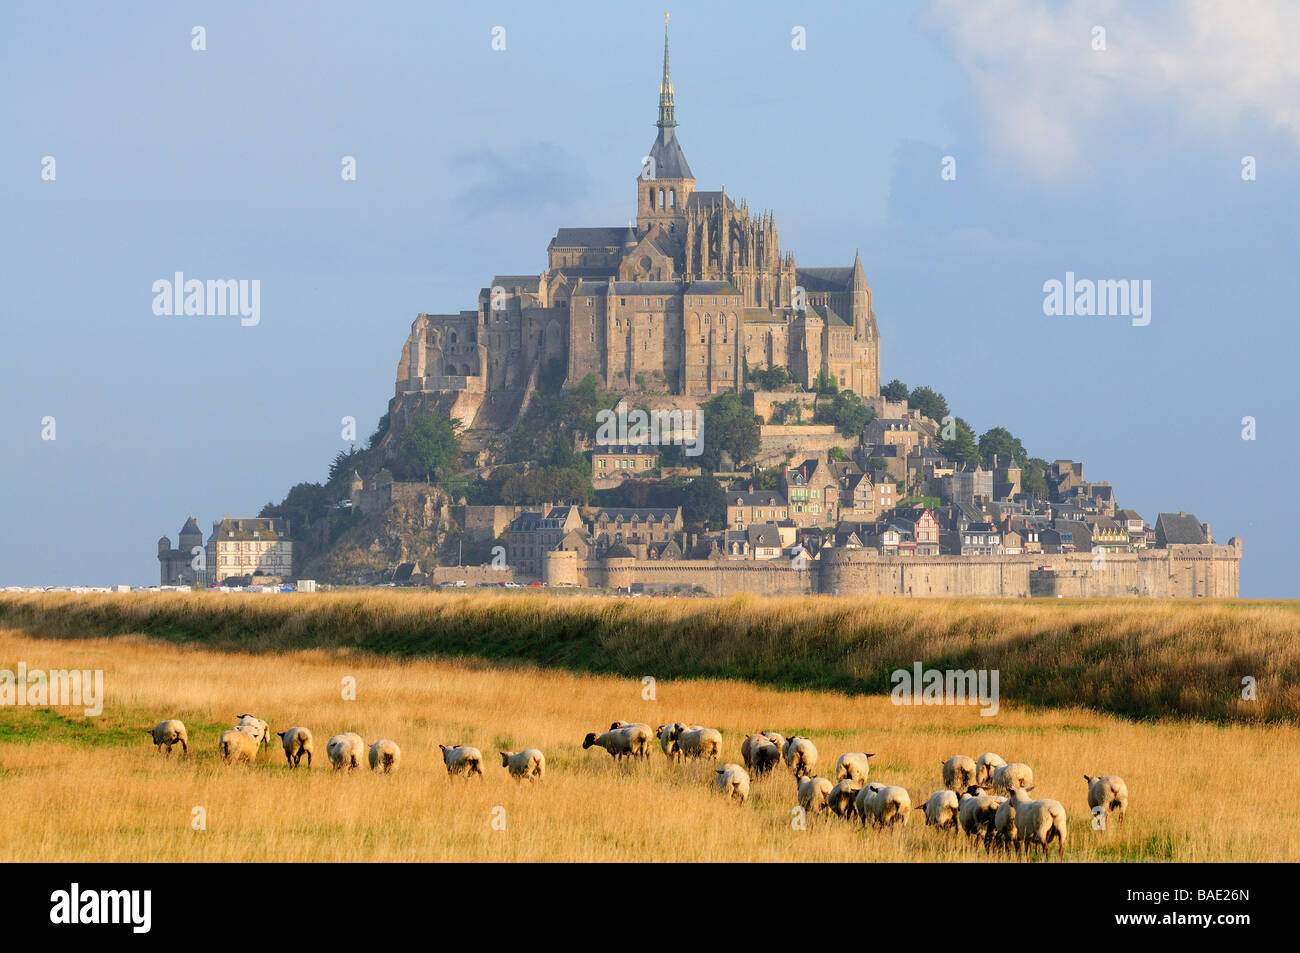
left=1203, top=523, right=1212, bottom=544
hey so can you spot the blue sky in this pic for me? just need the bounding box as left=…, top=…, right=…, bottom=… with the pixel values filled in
left=2, top=1, right=1296, bottom=595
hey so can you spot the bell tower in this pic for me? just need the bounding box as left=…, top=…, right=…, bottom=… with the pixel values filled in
left=637, top=13, right=695, bottom=232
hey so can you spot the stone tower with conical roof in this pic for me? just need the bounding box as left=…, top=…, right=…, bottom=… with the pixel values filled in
left=636, top=14, right=695, bottom=231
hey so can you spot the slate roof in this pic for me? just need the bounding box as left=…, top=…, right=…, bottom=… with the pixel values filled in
left=646, top=127, right=694, bottom=180
left=796, top=267, right=854, bottom=291
left=683, top=281, right=742, bottom=295
left=727, top=490, right=788, bottom=507
left=550, top=227, right=631, bottom=248
left=685, top=190, right=735, bottom=210
left=1155, top=512, right=1207, bottom=546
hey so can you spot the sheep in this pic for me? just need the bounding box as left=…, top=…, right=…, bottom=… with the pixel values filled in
left=582, top=724, right=651, bottom=761
left=828, top=778, right=864, bottom=820
left=658, top=723, right=685, bottom=761
left=749, top=739, right=781, bottom=776
left=942, top=755, right=978, bottom=795
left=975, top=752, right=1007, bottom=787
left=235, top=714, right=271, bottom=749
left=368, top=739, right=401, bottom=773
left=857, top=782, right=911, bottom=828
left=219, top=725, right=261, bottom=765
left=760, top=731, right=786, bottom=753
left=277, top=726, right=313, bottom=768
left=923, top=789, right=961, bottom=830
left=782, top=736, right=818, bottom=778
left=439, top=744, right=484, bottom=778
left=796, top=775, right=833, bottom=815
left=1084, top=775, right=1129, bottom=828
left=992, top=762, right=1034, bottom=795
left=835, top=752, right=875, bottom=784
left=1019, top=798, right=1068, bottom=859
left=715, top=763, right=750, bottom=803
left=326, top=732, right=365, bottom=772
left=675, top=726, right=722, bottom=760
left=993, top=785, right=1035, bottom=854
left=145, top=719, right=188, bottom=756
left=500, top=748, right=546, bottom=782
left=958, top=785, right=1006, bottom=848
left=740, top=733, right=764, bottom=767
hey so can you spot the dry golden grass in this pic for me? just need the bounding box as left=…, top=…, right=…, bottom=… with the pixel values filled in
left=1, top=626, right=1296, bottom=862
left=3, top=591, right=1298, bottom=722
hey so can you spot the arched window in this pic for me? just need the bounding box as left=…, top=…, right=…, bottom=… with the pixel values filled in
left=669, top=188, right=676, bottom=208
left=449, top=331, right=458, bottom=344
left=658, top=188, right=665, bottom=209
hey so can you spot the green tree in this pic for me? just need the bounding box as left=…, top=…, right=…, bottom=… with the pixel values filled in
left=978, top=426, right=1028, bottom=467
left=1021, top=457, right=1050, bottom=500
left=907, top=385, right=949, bottom=421
left=681, top=475, right=726, bottom=527
left=399, top=413, right=461, bottom=481
left=828, top=445, right=848, bottom=462
left=881, top=379, right=909, bottom=402
left=937, top=416, right=980, bottom=466
left=700, top=392, right=761, bottom=470
left=815, top=390, right=876, bottom=438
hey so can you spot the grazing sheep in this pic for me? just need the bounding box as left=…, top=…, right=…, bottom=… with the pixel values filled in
left=796, top=775, right=833, bottom=815
left=942, top=756, right=978, bottom=795
left=760, top=731, right=786, bottom=753
left=994, top=786, right=1035, bottom=854
left=1084, top=775, right=1129, bottom=828
left=740, top=734, right=764, bottom=767
left=676, top=726, right=722, bottom=760
left=992, top=762, right=1034, bottom=795
left=145, top=719, right=188, bottom=756
left=277, top=726, right=313, bottom=768
left=439, top=744, right=484, bottom=778
left=750, top=740, right=781, bottom=776
left=219, top=725, right=261, bottom=765
left=582, top=724, right=651, bottom=761
left=715, top=763, right=750, bottom=804
left=923, top=790, right=961, bottom=830
left=658, top=724, right=685, bottom=761
left=975, top=752, right=1007, bottom=787
left=782, top=736, right=818, bottom=778
left=1020, top=798, right=1068, bottom=859
left=500, top=748, right=546, bottom=781
left=368, top=739, right=401, bottom=773
left=326, top=732, right=365, bottom=772
left=235, top=714, right=271, bottom=749
left=958, top=785, right=1006, bottom=848
left=835, top=752, right=875, bottom=784
left=857, top=782, right=911, bottom=828
left=828, top=778, right=865, bottom=820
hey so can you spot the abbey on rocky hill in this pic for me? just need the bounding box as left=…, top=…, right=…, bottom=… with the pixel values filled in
left=395, top=16, right=880, bottom=428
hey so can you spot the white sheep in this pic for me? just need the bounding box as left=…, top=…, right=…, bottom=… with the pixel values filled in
left=1020, top=798, right=1068, bottom=859
left=219, top=725, right=261, bottom=765
left=368, top=739, right=401, bottom=773
left=1084, top=775, right=1129, bottom=828
left=975, top=752, right=1007, bottom=787
left=782, top=736, right=818, bottom=778
left=857, top=782, right=911, bottom=828
left=582, top=724, right=651, bottom=761
left=500, top=748, right=546, bottom=781
left=277, top=726, right=313, bottom=768
left=942, top=756, right=978, bottom=794
left=675, top=726, right=722, bottom=760
left=742, top=735, right=780, bottom=776
left=993, top=785, right=1035, bottom=853
left=796, top=775, right=833, bottom=815
left=439, top=744, right=484, bottom=778
left=923, top=789, right=961, bottom=830
left=715, top=763, right=750, bottom=803
left=992, top=762, right=1034, bottom=795
left=835, top=752, right=875, bottom=784
left=958, top=785, right=1006, bottom=848
left=145, top=719, right=188, bottom=756
left=761, top=731, right=786, bottom=753
left=658, top=723, right=685, bottom=761
left=828, top=778, right=864, bottom=820
left=235, top=714, right=271, bottom=750
left=326, top=732, right=365, bottom=772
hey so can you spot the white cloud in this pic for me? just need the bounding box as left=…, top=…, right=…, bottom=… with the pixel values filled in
left=927, top=0, right=1300, bottom=179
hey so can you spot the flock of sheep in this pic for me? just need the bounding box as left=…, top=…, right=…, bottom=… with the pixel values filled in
left=145, top=717, right=544, bottom=780
left=147, top=716, right=1128, bottom=858
left=584, top=721, right=1129, bottom=859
